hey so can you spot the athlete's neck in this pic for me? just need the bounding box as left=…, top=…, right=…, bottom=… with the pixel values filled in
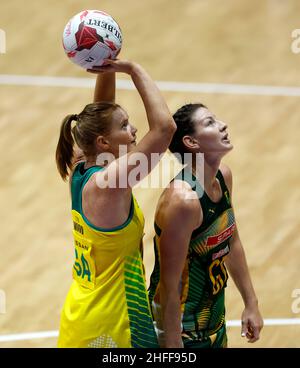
left=84, top=159, right=97, bottom=170
left=190, top=153, right=222, bottom=191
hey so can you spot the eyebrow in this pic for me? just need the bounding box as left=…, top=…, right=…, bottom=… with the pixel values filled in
left=204, top=114, right=216, bottom=120
left=120, top=117, right=129, bottom=125
left=202, top=115, right=216, bottom=122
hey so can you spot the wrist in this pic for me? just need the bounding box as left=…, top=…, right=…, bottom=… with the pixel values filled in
left=164, top=339, right=184, bottom=348
left=129, top=62, right=144, bottom=77
left=244, top=297, right=258, bottom=309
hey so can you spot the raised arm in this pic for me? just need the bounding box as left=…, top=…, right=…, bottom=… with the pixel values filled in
left=89, top=60, right=177, bottom=189
left=93, top=72, right=116, bottom=103
left=71, top=72, right=116, bottom=167
left=158, top=185, right=200, bottom=347
left=221, top=164, right=264, bottom=343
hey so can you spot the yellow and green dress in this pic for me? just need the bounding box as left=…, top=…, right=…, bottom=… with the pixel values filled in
left=58, top=162, right=158, bottom=348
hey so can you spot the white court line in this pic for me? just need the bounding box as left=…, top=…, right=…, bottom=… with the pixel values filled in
left=0, top=319, right=299, bottom=342
left=1, top=74, right=300, bottom=96
left=0, top=330, right=58, bottom=342
left=226, top=318, right=300, bottom=327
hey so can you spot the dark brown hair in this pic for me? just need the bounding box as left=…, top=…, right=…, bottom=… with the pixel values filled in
left=55, top=101, right=121, bottom=181
left=169, top=103, right=207, bottom=160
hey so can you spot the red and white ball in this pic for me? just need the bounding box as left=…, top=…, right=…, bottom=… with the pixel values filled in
left=62, top=10, right=122, bottom=69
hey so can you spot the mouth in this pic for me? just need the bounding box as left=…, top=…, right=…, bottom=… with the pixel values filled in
left=222, top=133, right=230, bottom=142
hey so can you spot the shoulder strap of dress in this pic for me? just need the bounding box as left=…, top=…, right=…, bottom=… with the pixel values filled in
left=216, top=169, right=228, bottom=193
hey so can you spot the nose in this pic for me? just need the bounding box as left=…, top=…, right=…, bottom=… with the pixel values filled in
left=219, top=120, right=227, bottom=132
left=130, top=124, right=137, bottom=136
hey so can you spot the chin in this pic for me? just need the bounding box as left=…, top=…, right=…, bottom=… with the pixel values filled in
left=215, top=143, right=233, bottom=156
left=221, top=140, right=233, bottom=150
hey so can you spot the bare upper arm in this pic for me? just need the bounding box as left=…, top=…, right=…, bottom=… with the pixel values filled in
left=158, top=184, right=202, bottom=288
left=220, top=164, right=242, bottom=247
left=95, top=119, right=175, bottom=191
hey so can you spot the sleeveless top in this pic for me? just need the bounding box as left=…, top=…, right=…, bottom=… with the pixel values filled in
left=58, top=162, right=158, bottom=348
left=148, top=167, right=235, bottom=338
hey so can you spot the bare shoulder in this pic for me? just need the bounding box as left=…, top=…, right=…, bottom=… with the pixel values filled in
left=156, top=180, right=202, bottom=230
left=167, top=180, right=200, bottom=208
left=220, top=163, right=233, bottom=193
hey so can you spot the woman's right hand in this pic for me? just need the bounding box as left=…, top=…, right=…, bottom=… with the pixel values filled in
left=87, top=59, right=136, bottom=75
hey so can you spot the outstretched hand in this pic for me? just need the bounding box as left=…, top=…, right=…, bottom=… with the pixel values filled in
left=87, top=59, right=135, bottom=75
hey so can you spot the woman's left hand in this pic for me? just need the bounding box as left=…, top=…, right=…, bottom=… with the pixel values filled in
left=241, top=305, right=264, bottom=343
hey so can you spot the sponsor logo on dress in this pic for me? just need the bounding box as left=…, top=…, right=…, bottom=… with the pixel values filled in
left=206, top=223, right=235, bottom=247
left=212, top=245, right=230, bottom=261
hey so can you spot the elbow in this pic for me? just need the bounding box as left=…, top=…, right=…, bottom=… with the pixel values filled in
left=168, top=117, right=177, bottom=133
left=160, top=118, right=177, bottom=136
left=170, top=119, right=177, bottom=134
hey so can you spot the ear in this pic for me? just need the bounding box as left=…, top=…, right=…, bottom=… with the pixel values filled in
left=95, top=135, right=110, bottom=151
left=182, top=135, right=201, bottom=151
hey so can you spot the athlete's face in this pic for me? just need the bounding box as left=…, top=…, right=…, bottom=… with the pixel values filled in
left=184, top=107, right=233, bottom=154
left=102, top=107, right=137, bottom=157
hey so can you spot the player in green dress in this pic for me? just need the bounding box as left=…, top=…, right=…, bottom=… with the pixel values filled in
left=149, top=103, right=263, bottom=348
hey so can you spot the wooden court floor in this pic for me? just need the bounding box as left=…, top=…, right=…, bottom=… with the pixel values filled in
left=0, top=0, right=300, bottom=347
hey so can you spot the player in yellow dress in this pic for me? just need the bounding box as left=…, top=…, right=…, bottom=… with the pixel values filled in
left=55, top=59, right=176, bottom=347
